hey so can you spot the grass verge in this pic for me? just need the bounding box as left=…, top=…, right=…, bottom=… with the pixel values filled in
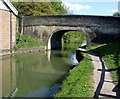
left=88, top=41, right=120, bottom=85
left=15, top=33, right=45, bottom=50
left=55, top=54, right=94, bottom=97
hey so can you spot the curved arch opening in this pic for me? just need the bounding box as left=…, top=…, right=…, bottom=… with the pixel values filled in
left=48, top=30, right=87, bottom=50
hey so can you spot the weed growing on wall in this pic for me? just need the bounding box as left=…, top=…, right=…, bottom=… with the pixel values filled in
left=15, top=33, right=45, bottom=49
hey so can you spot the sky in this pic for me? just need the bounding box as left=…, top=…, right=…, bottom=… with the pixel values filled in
left=61, top=0, right=120, bottom=16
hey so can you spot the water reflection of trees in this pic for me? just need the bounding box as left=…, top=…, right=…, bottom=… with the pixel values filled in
left=14, top=52, right=71, bottom=97
left=0, top=48, right=80, bottom=97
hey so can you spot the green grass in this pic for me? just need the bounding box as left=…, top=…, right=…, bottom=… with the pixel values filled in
left=88, top=41, right=120, bottom=57
left=88, top=41, right=120, bottom=85
left=15, top=33, right=45, bottom=49
left=55, top=54, right=94, bottom=97
left=103, top=55, right=120, bottom=85
left=55, top=31, right=93, bottom=97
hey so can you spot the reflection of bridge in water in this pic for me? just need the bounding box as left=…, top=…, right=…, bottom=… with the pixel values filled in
left=0, top=50, right=72, bottom=97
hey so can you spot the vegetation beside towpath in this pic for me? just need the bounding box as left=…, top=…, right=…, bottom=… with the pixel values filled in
left=55, top=54, right=93, bottom=97
left=89, top=41, right=120, bottom=85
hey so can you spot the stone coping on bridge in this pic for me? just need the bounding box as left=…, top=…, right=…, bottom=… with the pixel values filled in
left=22, top=14, right=120, bottom=18
left=22, top=14, right=120, bottom=27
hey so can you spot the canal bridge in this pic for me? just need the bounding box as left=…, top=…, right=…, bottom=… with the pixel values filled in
left=21, top=15, right=120, bottom=50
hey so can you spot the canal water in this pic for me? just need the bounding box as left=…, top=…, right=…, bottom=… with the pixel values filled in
left=0, top=50, right=79, bottom=98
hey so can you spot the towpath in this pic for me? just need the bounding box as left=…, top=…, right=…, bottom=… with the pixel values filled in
left=78, top=48, right=120, bottom=98
left=89, top=54, right=119, bottom=99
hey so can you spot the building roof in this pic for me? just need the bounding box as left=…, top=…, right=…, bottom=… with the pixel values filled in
left=0, top=0, right=18, bottom=16
left=0, top=0, right=9, bottom=11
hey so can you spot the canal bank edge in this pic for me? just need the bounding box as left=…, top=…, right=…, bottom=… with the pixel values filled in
left=1, top=46, right=46, bottom=56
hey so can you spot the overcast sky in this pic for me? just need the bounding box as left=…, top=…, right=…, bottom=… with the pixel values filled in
left=62, top=0, right=119, bottom=16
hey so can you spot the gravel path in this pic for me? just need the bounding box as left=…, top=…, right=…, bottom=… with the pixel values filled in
left=89, top=54, right=120, bottom=99
left=78, top=48, right=120, bottom=98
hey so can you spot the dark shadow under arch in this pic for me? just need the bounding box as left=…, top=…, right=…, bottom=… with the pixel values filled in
left=51, top=30, right=68, bottom=50
left=50, top=30, right=87, bottom=50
